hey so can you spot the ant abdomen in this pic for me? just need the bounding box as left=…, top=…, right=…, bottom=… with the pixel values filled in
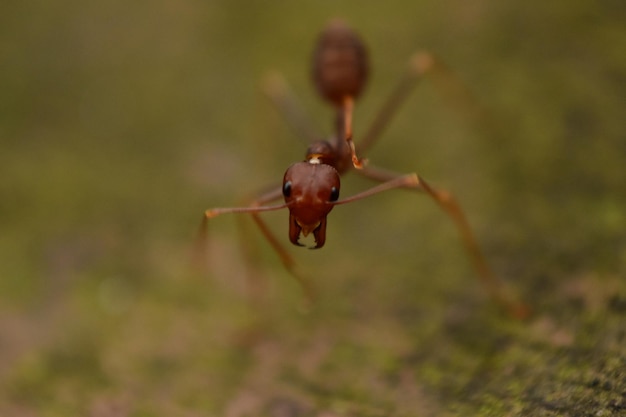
left=312, top=19, right=369, bottom=107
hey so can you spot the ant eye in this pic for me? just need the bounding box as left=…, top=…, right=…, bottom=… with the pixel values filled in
left=283, top=181, right=292, bottom=197
left=329, top=186, right=339, bottom=202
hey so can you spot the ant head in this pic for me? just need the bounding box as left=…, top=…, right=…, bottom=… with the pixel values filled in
left=282, top=160, right=340, bottom=248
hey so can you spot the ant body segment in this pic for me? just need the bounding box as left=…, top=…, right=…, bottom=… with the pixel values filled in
left=200, top=20, right=529, bottom=319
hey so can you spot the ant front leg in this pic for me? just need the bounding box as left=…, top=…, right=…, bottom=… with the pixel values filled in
left=248, top=212, right=317, bottom=303
left=356, top=165, right=530, bottom=319
left=198, top=187, right=317, bottom=304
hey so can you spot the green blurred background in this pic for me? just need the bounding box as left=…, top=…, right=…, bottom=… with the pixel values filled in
left=1, top=0, right=624, bottom=415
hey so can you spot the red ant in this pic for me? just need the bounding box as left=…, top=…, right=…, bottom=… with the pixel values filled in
left=200, top=19, right=529, bottom=319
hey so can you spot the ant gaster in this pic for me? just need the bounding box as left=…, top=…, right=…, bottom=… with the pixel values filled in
left=200, top=19, right=529, bottom=319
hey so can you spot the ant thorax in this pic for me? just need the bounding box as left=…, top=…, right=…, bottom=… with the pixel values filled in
left=305, top=138, right=353, bottom=173
left=305, top=140, right=336, bottom=166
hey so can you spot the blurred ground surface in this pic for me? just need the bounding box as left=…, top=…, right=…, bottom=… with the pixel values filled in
left=1, top=1, right=625, bottom=416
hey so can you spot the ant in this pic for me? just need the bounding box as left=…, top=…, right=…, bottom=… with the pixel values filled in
left=199, top=19, right=529, bottom=319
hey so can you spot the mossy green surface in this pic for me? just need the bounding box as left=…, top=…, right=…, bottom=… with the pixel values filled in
left=1, top=1, right=624, bottom=415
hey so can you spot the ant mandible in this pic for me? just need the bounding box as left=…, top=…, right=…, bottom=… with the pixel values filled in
left=199, top=19, right=529, bottom=319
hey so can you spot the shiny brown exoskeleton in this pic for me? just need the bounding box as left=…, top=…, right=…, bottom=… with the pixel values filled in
left=200, top=19, right=529, bottom=318
left=282, top=159, right=339, bottom=248
left=312, top=19, right=368, bottom=105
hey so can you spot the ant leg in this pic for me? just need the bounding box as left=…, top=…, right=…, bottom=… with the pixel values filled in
left=356, top=165, right=530, bottom=319
left=248, top=212, right=317, bottom=303
left=358, top=54, right=430, bottom=154
left=247, top=187, right=316, bottom=301
left=198, top=186, right=316, bottom=303
left=415, top=53, right=486, bottom=124
left=262, top=72, right=322, bottom=144
left=359, top=52, right=485, bottom=155
left=341, top=96, right=366, bottom=169
left=194, top=187, right=286, bottom=279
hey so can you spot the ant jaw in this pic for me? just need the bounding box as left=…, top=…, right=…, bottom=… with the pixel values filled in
left=288, top=215, right=327, bottom=249
left=299, top=222, right=318, bottom=238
